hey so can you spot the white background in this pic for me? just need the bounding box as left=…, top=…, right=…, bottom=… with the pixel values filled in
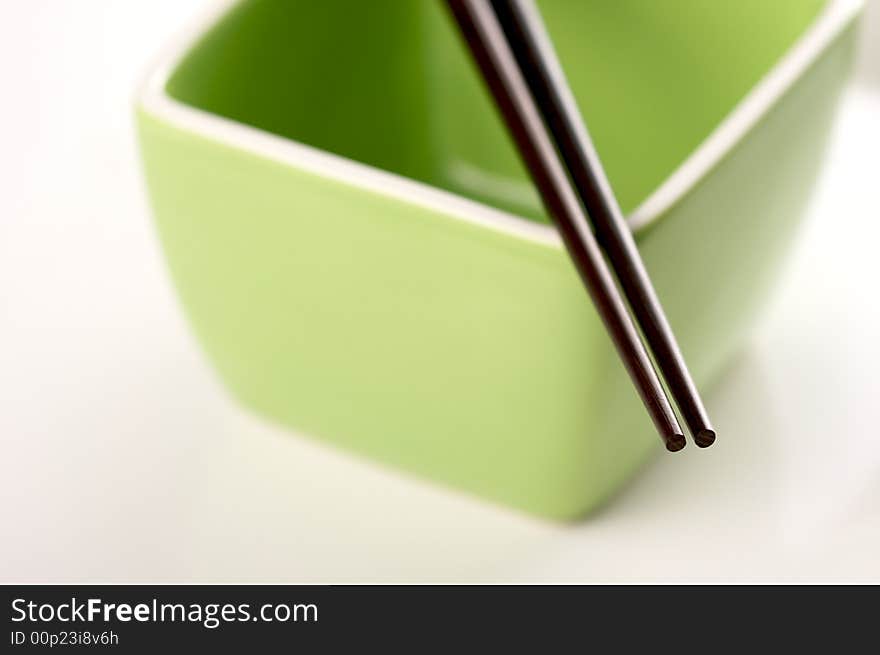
left=1, top=0, right=879, bottom=582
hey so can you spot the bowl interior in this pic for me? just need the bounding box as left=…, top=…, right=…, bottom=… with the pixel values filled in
left=166, top=0, right=825, bottom=222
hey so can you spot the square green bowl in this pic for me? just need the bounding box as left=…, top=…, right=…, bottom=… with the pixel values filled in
left=136, top=0, right=861, bottom=519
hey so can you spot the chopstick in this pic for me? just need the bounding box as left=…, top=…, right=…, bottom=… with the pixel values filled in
left=488, top=0, right=715, bottom=447
left=445, top=0, right=686, bottom=452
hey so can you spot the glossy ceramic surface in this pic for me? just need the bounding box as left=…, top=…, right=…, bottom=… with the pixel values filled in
left=137, top=0, right=860, bottom=518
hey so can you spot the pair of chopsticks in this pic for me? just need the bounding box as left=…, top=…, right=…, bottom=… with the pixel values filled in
left=446, top=0, right=715, bottom=451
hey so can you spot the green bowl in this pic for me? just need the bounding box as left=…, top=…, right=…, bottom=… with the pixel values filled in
left=136, top=0, right=861, bottom=519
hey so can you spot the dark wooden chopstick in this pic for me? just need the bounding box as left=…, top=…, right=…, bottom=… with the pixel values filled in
left=445, top=0, right=686, bottom=452
left=488, top=0, right=715, bottom=447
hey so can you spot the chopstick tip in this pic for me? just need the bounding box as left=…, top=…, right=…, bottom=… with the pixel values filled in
left=694, top=429, right=716, bottom=448
left=665, top=434, right=687, bottom=453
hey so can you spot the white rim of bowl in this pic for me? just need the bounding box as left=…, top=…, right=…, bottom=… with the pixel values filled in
left=137, top=0, right=862, bottom=248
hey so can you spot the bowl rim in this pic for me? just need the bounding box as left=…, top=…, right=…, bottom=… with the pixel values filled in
left=137, top=0, right=861, bottom=248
